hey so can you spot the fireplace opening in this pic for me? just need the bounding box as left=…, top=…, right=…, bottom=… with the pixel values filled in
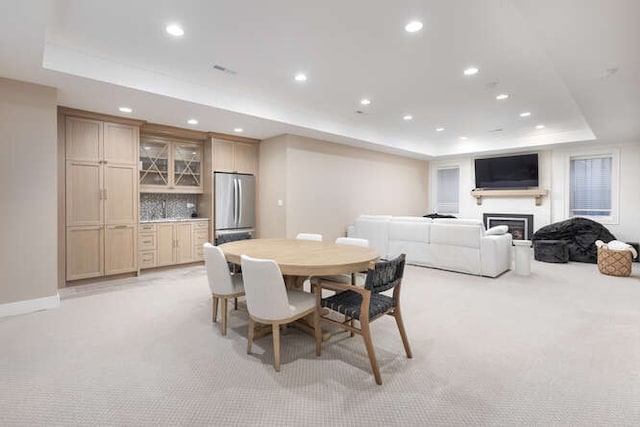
left=483, top=213, right=534, bottom=240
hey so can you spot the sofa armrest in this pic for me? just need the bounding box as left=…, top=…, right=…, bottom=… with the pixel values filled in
left=480, top=234, right=513, bottom=277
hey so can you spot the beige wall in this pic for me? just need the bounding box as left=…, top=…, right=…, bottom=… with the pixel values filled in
left=0, top=78, right=58, bottom=304
left=258, top=134, right=429, bottom=242
left=257, top=134, right=288, bottom=238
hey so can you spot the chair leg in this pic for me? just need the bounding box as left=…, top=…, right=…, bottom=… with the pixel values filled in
left=361, top=321, right=382, bottom=385
left=313, top=284, right=322, bottom=357
left=221, top=297, right=228, bottom=336
left=314, top=307, right=321, bottom=357
left=234, top=297, right=238, bottom=311
left=212, top=296, right=218, bottom=323
left=394, top=309, right=413, bottom=358
left=272, top=323, right=281, bottom=372
left=247, top=317, right=254, bottom=354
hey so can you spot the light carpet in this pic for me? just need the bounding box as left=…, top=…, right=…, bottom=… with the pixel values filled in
left=1, top=260, right=640, bottom=426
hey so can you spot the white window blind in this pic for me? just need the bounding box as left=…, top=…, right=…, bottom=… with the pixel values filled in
left=437, top=168, right=459, bottom=213
left=570, top=156, right=612, bottom=217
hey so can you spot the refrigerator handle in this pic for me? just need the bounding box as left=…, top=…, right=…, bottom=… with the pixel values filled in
left=238, top=179, right=243, bottom=226
left=233, top=178, right=239, bottom=226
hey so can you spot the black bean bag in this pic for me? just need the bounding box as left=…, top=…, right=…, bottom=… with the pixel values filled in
left=532, top=217, right=616, bottom=263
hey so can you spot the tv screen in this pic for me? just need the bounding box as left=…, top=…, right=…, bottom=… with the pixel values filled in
left=474, top=153, right=538, bottom=189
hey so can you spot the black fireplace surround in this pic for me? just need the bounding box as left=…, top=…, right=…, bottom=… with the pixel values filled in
left=483, top=213, right=534, bottom=240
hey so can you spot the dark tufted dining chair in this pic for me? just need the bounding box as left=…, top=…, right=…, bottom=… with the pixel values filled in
left=312, top=253, right=412, bottom=385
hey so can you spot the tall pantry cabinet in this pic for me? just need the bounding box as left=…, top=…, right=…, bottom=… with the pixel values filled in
left=64, top=115, right=139, bottom=281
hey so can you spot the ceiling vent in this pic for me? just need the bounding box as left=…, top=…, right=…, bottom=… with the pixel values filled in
left=213, top=64, right=237, bottom=75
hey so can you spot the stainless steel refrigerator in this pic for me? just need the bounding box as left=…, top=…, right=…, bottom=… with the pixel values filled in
left=214, top=172, right=256, bottom=236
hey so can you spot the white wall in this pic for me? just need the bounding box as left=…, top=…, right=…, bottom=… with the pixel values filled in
left=259, top=134, right=429, bottom=242
left=549, top=141, right=640, bottom=242
left=429, top=142, right=640, bottom=242
left=0, top=78, right=58, bottom=305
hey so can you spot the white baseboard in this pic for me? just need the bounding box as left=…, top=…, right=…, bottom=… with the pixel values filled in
left=0, top=294, right=60, bottom=318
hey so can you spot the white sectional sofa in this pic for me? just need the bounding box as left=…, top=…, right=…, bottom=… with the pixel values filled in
left=347, top=215, right=512, bottom=277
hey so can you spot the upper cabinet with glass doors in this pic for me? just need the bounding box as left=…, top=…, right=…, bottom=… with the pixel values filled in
left=139, top=136, right=203, bottom=193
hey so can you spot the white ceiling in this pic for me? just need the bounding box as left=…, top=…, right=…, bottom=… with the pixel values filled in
left=1, top=0, right=639, bottom=159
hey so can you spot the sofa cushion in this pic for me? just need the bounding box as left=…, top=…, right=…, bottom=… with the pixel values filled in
left=354, top=215, right=392, bottom=258
left=430, top=223, right=483, bottom=249
left=388, top=217, right=431, bottom=243
left=433, top=218, right=485, bottom=227
left=486, top=225, right=509, bottom=235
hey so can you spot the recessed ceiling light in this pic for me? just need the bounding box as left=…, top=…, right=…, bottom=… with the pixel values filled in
left=464, top=67, right=479, bottom=76
left=536, top=124, right=545, bottom=129
left=187, top=119, right=198, bottom=125
left=118, top=106, right=132, bottom=113
left=233, top=128, right=243, bottom=133
left=405, top=21, right=423, bottom=33
left=459, top=136, right=468, bottom=140
left=360, top=98, right=371, bottom=106
left=294, top=73, right=307, bottom=82
left=403, top=115, right=413, bottom=121
left=520, top=112, right=532, bottom=117
left=436, top=127, right=445, bottom=132
left=496, top=94, right=509, bottom=100
left=143, top=146, right=150, bottom=150
left=166, top=24, right=184, bottom=37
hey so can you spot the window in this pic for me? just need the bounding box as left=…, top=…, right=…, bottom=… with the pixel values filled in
left=569, top=154, right=617, bottom=222
left=436, top=167, right=459, bottom=213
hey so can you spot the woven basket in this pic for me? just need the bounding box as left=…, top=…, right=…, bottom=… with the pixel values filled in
left=597, top=246, right=632, bottom=277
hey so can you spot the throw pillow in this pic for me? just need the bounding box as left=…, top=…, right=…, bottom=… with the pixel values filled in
left=486, top=225, right=509, bottom=235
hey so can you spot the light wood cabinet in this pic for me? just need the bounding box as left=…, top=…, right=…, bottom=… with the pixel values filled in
left=213, top=139, right=258, bottom=175
left=157, top=222, right=193, bottom=266
left=138, top=223, right=157, bottom=269
left=193, top=221, right=209, bottom=262
left=139, top=137, right=203, bottom=193
left=139, top=220, right=209, bottom=269
left=64, top=115, right=139, bottom=282
left=66, top=226, right=104, bottom=281
left=104, top=164, right=137, bottom=225
left=66, top=160, right=103, bottom=226
left=175, top=222, right=193, bottom=263
left=105, top=225, right=137, bottom=275
left=157, top=223, right=175, bottom=266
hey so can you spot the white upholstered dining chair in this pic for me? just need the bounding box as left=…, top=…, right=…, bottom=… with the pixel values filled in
left=322, top=237, right=371, bottom=285
left=240, top=254, right=321, bottom=372
left=295, top=233, right=323, bottom=241
left=203, top=243, right=245, bottom=336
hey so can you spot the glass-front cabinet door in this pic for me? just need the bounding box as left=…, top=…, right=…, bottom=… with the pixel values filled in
left=139, top=137, right=203, bottom=193
left=139, top=140, right=169, bottom=189
left=173, top=142, right=202, bottom=191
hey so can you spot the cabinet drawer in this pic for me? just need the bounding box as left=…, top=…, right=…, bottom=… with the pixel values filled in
left=194, top=244, right=204, bottom=261
left=193, top=221, right=209, bottom=230
left=194, top=229, right=209, bottom=246
left=139, top=223, right=157, bottom=232
left=139, top=232, right=156, bottom=250
left=139, top=250, right=157, bottom=269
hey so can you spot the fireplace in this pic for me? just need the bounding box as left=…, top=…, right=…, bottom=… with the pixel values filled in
left=483, top=213, right=534, bottom=240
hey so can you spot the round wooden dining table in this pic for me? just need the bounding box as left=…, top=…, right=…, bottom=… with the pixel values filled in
left=218, top=238, right=380, bottom=280
left=218, top=238, right=379, bottom=340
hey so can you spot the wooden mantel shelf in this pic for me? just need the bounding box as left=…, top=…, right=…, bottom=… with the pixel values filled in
left=471, top=188, right=549, bottom=206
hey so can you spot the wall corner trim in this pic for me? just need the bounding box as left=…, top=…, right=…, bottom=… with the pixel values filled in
left=0, top=294, right=61, bottom=319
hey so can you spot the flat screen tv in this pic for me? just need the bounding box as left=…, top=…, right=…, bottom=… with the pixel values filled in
left=474, top=153, right=538, bottom=189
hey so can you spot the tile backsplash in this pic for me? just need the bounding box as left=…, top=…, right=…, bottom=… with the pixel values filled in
left=140, top=193, right=198, bottom=221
